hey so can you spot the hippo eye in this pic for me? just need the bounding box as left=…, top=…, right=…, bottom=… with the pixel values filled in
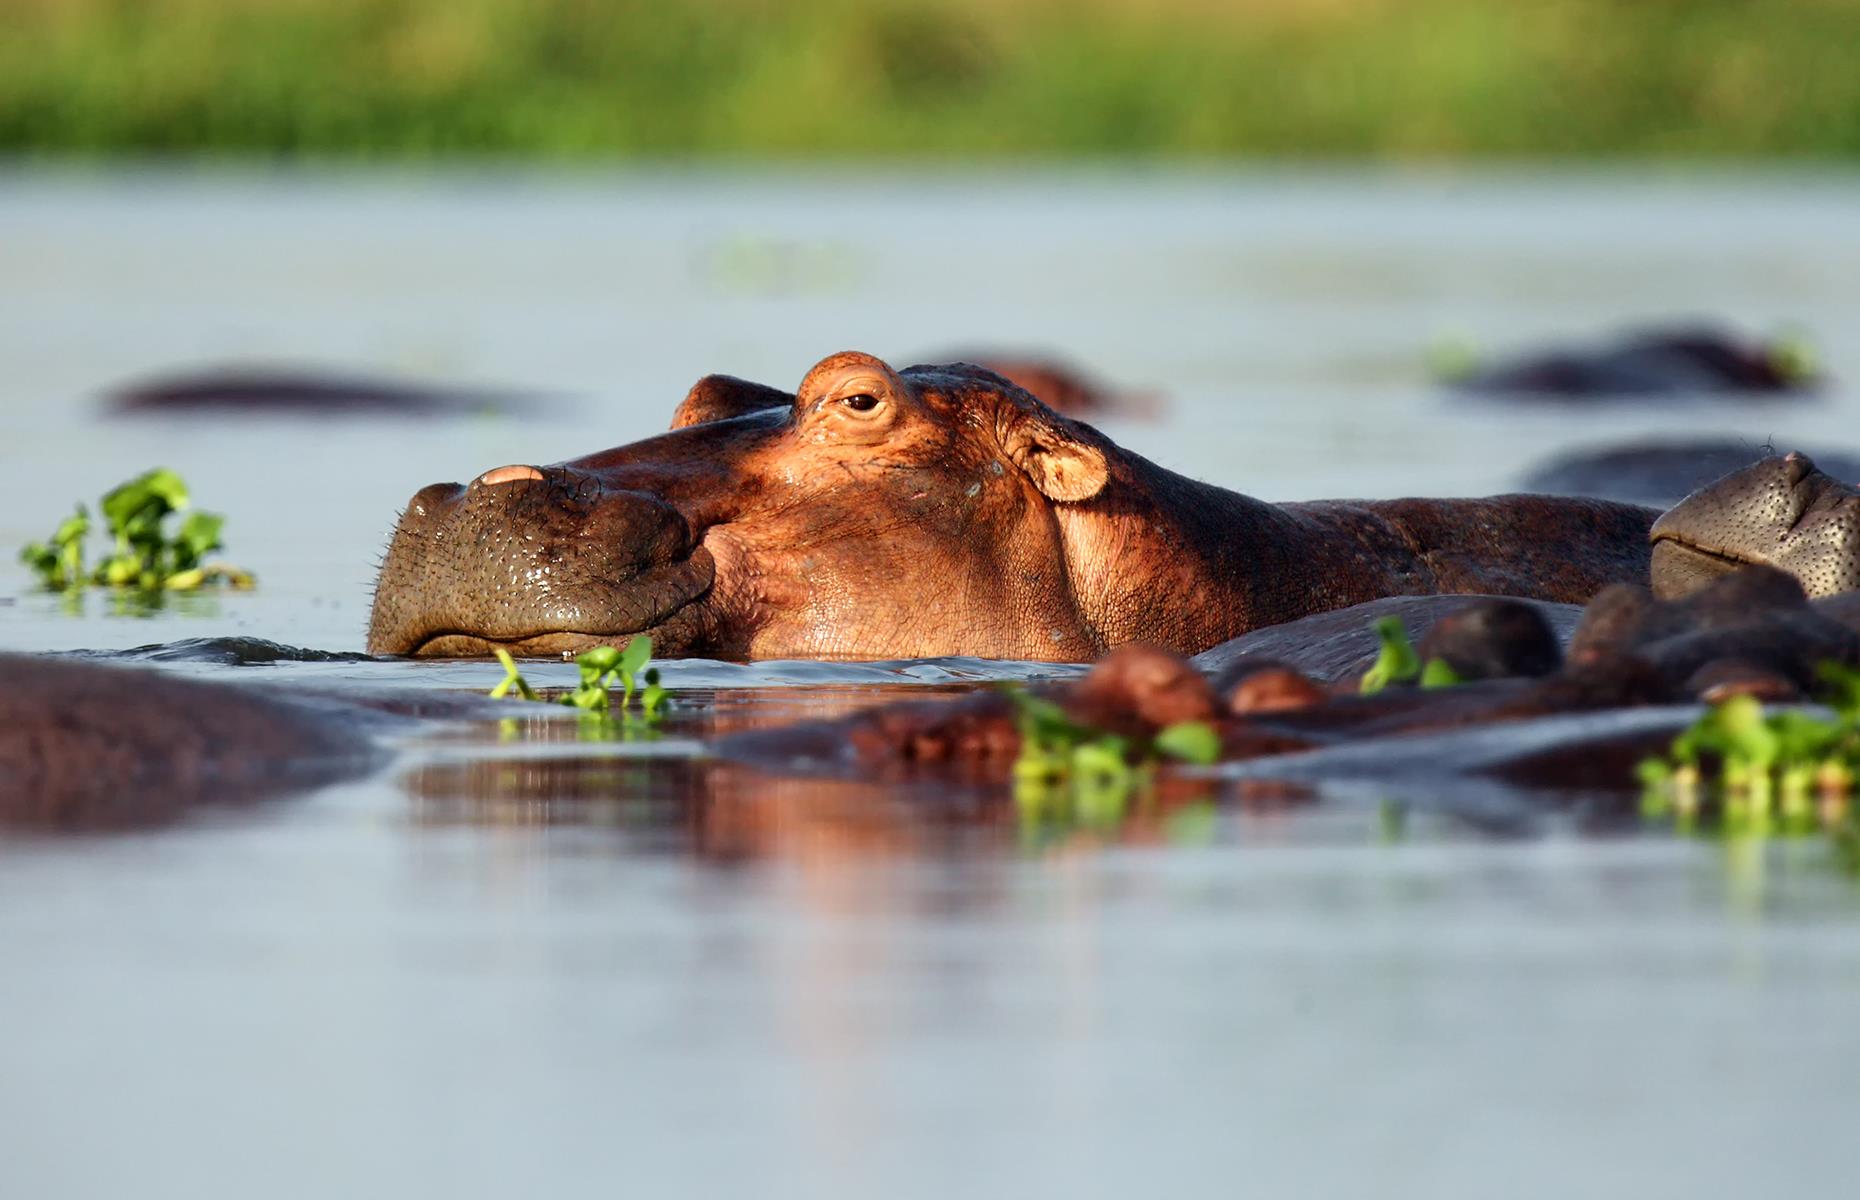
left=841, top=392, right=882, bottom=413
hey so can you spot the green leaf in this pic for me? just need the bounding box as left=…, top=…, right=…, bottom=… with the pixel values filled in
left=1155, top=720, right=1220, bottom=765
left=489, top=647, right=538, bottom=701
left=1071, top=739, right=1127, bottom=780
left=1815, top=660, right=1860, bottom=721
left=174, top=510, right=224, bottom=567
left=564, top=685, right=610, bottom=711
left=1770, top=709, right=1839, bottom=762
left=20, top=503, right=93, bottom=590
left=1012, top=753, right=1065, bottom=784
left=617, top=635, right=653, bottom=676
left=138, top=468, right=191, bottom=511
left=52, top=506, right=90, bottom=550
left=99, top=554, right=139, bottom=586
left=1714, top=694, right=1779, bottom=769
left=576, top=646, right=622, bottom=676
left=1767, top=333, right=1817, bottom=385
left=100, top=468, right=187, bottom=538
left=1635, top=757, right=1672, bottom=786
left=1359, top=616, right=1421, bottom=695
left=1419, top=657, right=1461, bottom=689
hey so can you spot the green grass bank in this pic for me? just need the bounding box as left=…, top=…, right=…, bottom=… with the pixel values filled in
left=7, top=0, right=1860, bottom=158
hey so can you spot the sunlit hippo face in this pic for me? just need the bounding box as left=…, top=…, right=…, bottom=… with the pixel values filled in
left=367, top=352, right=1115, bottom=660
left=1650, top=451, right=1860, bottom=600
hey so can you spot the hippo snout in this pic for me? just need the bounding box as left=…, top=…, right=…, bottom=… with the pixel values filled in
left=367, top=467, right=715, bottom=657
left=1650, top=452, right=1860, bottom=600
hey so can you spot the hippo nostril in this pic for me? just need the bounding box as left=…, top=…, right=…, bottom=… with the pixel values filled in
left=1783, top=451, right=1815, bottom=485
left=476, top=464, right=545, bottom=488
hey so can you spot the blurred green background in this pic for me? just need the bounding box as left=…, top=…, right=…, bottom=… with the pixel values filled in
left=6, top=0, right=1860, bottom=158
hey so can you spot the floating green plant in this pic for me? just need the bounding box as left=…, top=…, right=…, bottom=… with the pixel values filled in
left=1638, top=665, right=1860, bottom=845
left=998, top=683, right=1219, bottom=834
left=489, top=637, right=667, bottom=728
left=1359, top=616, right=1458, bottom=694
left=19, top=469, right=254, bottom=594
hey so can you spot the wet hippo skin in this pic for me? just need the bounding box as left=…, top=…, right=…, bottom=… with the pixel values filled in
left=1650, top=452, right=1860, bottom=600
left=717, top=565, right=1860, bottom=785
left=1191, top=594, right=1583, bottom=685
left=369, top=352, right=1657, bottom=661
left=0, top=654, right=379, bottom=830
left=918, top=352, right=1159, bottom=418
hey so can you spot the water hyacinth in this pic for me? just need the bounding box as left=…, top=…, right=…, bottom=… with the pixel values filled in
left=1359, top=616, right=1460, bottom=695
left=19, top=468, right=254, bottom=594
left=999, top=682, right=1219, bottom=832
left=1639, top=663, right=1860, bottom=842
left=490, top=636, right=668, bottom=726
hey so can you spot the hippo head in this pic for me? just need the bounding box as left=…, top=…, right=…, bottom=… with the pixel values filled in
left=1649, top=451, right=1860, bottom=600
left=368, top=352, right=1117, bottom=660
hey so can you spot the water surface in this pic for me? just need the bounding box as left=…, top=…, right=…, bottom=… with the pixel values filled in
left=3, top=168, right=1858, bottom=1198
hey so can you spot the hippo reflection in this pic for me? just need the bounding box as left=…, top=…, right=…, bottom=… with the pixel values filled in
left=370, top=352, right=1654, bottom=661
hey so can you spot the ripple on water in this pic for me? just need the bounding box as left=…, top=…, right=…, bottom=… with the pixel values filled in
left=73, top=636, right=376, bottom=665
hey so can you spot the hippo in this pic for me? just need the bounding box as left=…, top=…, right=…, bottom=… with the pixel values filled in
left=368, top=352, right=1656, bottom=661
left=0, top=653, right=379, bottom=830
left=1190, top=594, right=1582, bottom=685
left=1190, top=452, right=1860, bottom=681
left=1442, top=324, right=1820, bottom=400
left=108, top=366, right=541, bottom=417
left=924, top=352, right=1160, bottom=418
left=717, top=564, right=1860, bottom=785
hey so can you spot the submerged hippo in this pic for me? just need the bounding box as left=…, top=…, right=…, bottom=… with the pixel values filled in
left=719, top=564, right=1860, bottom=787
left=1195, top=452, right=1860, bottom=680
left=108, top=366, right=541, bottom=417
left=925, top=352, right=1160, bottom=418
left=368, top=352, right=1655, bottom=660
left=0, top=653, right=379, bottom=829
left=1444, top=324, right=1819, bottom=400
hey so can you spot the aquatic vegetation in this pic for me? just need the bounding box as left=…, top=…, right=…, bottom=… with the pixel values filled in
left=19, top=469, right=255, bottom=594
left=1359, top=616, right=1459, bottom=694
left=490, top=637, right=667, bottom=723
left=1638, top=664, right=1860, bottom=842
left=488, top=649, right=540, bottom=701
left=999, top=683, right=1219, bottom=832
left=1767, top=330, right=1820, bottom=386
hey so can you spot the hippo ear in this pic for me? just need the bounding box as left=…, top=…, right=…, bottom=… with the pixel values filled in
left=1004, top=415, right=1109, bottom=503
left=672, top=375, right=794, bottom=430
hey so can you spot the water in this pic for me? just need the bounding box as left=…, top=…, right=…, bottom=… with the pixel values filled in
left=3, top=167, right=1859, bottom=1198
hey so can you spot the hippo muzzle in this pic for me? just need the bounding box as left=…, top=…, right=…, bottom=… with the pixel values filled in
left=367, top=465, right=715, bottom=657
left=1650, top=451, right=1860, bottom=600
